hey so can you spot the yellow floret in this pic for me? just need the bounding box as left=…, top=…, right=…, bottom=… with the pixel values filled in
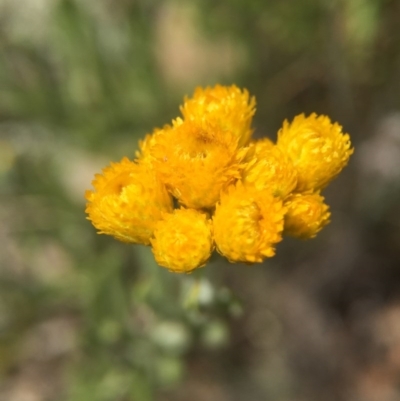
left=277, top=113, right=354, bottom=191
left=242, top=139, right=298, bottom=198
left=180, top=84, right=256, bottom=147
left=151, top=208, right=213, bottom=273
left=213, top=184, right=286, bottom=263
left=149, top=118, right=248, bottom=209
left=284, top=192, right=331, bottom=239
left=136, top=126, right=166, bottom=164
left=85, top=157, right=173, bottom=245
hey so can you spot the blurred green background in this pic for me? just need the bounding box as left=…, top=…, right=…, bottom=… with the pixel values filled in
left=1, top=0, right=400, bottom=400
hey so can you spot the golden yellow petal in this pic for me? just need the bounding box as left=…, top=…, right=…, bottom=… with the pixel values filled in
left=242, top=139, right=298, bottom=198
left=284, top=192, right=331, bottom=239
left=180, top=84, right=256, bottom=146
left=136, top=126, right=170, bottom=164
left=150, top=119, right=246, bottom=209
left=151, top=208, right=213, bottom=273
left=277, top=113, right=354, bottom=191
left=85, top=158, right=173, bottom=245
left=213, top=184, right=286, bottom=263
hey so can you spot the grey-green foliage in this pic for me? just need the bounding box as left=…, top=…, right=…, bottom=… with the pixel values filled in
left=0, top=0, right=175, bottom=151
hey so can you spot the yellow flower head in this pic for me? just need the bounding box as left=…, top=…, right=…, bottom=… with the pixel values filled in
left=242, top=138, right=298, bottom=198
left=85, top=157, right=173, bottom=245
left=151, top=208, right=213, bottom=273
left=180, top=84, right=256, bottom=147
left=150, top=118, right=247, bottom=209
left=284, top=192, right=331, bottom=239
left=277, top=113, right=354, bottom=191
left=213, top=183, right=286, bottom=263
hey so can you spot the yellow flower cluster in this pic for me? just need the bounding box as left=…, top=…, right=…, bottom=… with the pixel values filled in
left=86, top=84, right=353, bottom=273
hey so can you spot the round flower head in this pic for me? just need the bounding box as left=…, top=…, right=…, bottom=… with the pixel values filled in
left=180, top=84, right=256, bottom=147
left=85, top=157, right=173, bottom=245
left=150, top=118, right=247, bottom=209
left=284, top=192, right=330, bottom=239
left=277, top=113, right=354, bottom=191
left=213, top=184, right=286, bottom=263
left=151, top=208, right=213, bottom=273
left=242, top=138, right=298, bottom=198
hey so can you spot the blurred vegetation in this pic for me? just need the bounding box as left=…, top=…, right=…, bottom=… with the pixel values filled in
left=1, top=0, right=400, bottom=400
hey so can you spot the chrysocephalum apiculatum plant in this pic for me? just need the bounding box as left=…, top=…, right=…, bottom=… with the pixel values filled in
left=86, top=84, right=354, bottom=273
